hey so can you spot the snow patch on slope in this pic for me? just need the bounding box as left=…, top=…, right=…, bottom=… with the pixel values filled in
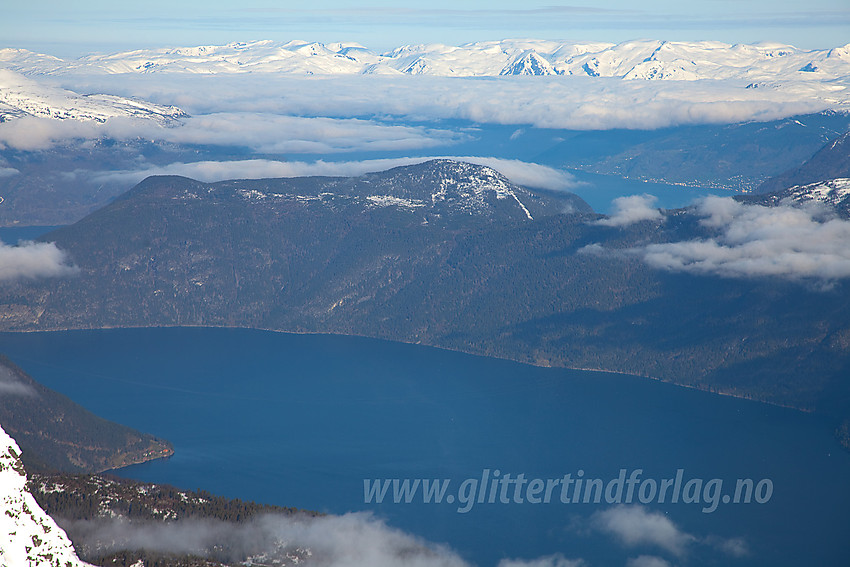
left=783, top=178, right=850, bottom=207
left=366, top=195, right=426, bottom=209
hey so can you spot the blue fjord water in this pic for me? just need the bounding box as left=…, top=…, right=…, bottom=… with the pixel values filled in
left=1, top=327, right=848, bottom=566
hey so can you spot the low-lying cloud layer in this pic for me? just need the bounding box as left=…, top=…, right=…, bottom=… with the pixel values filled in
left=1, top=69, right=841, bottom=155
left=53, top=73, right=837, bottom=132
left=0, top=113, right=462, bottom=152
left=90, top=157, right=577, bottom=191
left=65, top=505, right=751, bottom=567
left=641, top=197, right=850, bottom=281
left=0, top=240, right=77, bottom=281
left=68, top=513, right=470, bottom=567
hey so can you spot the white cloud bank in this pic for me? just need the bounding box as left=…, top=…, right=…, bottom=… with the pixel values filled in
left=0, top=241, right=77, bottom=281
left=1, top=68, right=842, bottom=153
left=595, top=194, right=663, bottom=226
left=640, top=197, right=850, bottom=281
left=51, top=72, right=841, bottom=133
left=90, top=157, right=577, bottom=191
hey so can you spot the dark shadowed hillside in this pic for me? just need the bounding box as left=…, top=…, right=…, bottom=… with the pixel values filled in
left=0, top=355, right=173, bottom=473
left=757, top=130, right=850, bottom=194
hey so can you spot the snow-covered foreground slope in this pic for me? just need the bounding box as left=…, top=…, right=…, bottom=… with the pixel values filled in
left=0, top=69, right=185, bottom=124
left=2, top=39, right=850, bottom=83
left=0, top=424, right=92, bottom=567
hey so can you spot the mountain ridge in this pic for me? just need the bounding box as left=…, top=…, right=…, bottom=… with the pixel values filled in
left=3, top=39, right=850, bottom=82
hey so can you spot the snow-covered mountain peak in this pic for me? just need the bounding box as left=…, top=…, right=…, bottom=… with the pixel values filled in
left=352, top=159, right=538, bottom=220
left=0, top=49, right=68, bottom=75
left=0, top=424, right=93, bottom=567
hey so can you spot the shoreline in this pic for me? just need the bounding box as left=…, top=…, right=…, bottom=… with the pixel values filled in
left=0, top=322, right=820, bottom=416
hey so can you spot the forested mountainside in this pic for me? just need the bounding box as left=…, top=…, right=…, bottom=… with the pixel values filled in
left=1, top=160, right=849, bottom=446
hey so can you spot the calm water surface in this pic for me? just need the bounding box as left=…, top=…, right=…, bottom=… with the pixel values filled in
left=1, top=327, right=848, bottom=566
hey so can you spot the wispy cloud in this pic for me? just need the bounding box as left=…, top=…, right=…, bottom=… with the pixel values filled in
left=0, top=366, right=36, bottom=397
left=52, top=6, right=850, bottom=37
left=0, top=240, right=77, bottom=281
left=626, top=556, right=672, bottom=567
left=592, top=506, right=695, bottom=557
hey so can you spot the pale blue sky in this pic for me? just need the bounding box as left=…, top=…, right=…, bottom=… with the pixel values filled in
left=4, top=1, right=849, bottom=57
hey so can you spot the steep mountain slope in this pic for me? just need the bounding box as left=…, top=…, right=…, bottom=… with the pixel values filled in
left=537, top=111, right=850, bottom=191
left=0, top=160, right=848, bottom=434
left=757, top=131, right=850, bottom=193
left=0, top=355, right=173, bottom=473
left=0, top=424, right=92, bottom=567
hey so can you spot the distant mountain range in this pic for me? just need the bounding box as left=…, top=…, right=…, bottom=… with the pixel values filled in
left=542, top=111, right=850, bottom=191
left=3, top=39, right=850, bottom=81
left=1, top=159, right=848, bottom=447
